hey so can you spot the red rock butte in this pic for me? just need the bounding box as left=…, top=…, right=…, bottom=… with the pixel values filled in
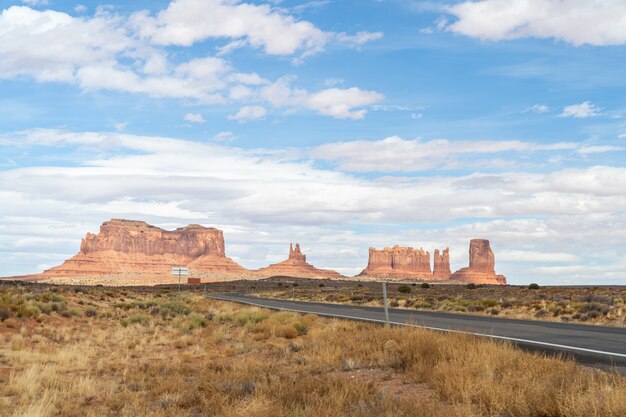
left=23, top=219, right=342, bottom=285
left=359, top=240, right=506, bottom=284
left=255, top=243, right=343, bottom=279
left=450, top=239, right=507, bottom=285
left=36, top=219, right=249, bottom=284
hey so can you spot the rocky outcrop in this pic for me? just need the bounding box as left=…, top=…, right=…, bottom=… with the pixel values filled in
left=255, top=243, right=343, bottom=279
left=40, top=219, right=250, bottom=284
left=450, top=239, right=507, bottom=284
left=432, top=248, right=451, bottom=279
left=358, top=246, right=434, bottom=280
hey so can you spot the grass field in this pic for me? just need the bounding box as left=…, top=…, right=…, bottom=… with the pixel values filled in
left=1, top=282, right=625, bottom=416
left=250, top=280, right=626, bottom=326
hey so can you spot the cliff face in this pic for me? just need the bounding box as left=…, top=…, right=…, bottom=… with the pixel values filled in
left=432, top=248, right=451, bottom=279
left=450, top=239, right=507, bottom=284
left=80, top=220, right=225, bottom=257
left=255, top=243, right=343, bottom=279
left=41, top=219, right=249, bottom=284
left=359, top=246, right=434, bottom=280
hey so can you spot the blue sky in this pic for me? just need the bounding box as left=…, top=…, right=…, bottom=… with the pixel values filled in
left=1, top=0, right=626, bottom=284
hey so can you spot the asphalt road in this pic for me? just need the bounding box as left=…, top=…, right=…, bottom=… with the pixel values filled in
left=210, top=293, right=626, bottom=372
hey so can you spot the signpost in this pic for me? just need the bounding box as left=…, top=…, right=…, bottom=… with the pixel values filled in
left=382, top=282, right=390, bottom=326
left=171, top=267, right=189, bottom=293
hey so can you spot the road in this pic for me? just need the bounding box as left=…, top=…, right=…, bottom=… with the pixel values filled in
left=210, top=293, right=626, bottom=372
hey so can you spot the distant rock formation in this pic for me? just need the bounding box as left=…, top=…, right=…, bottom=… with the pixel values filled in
left=38, top=219, right=251, bottom=284
left=358, top=245, right=434, bottom=280
left=450, top=239, right=507, bottom=284
left=255, top=243, right=343, bottom=279
left=432, top=248, right=451, bottom=279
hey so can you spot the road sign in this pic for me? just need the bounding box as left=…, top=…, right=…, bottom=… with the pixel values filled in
left=171, top=267, right=189, bottom=276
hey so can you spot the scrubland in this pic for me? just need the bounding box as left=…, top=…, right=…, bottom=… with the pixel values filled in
left=1, top=282, right=625, bottom=417
left=255, top=281, right=626, bottom=326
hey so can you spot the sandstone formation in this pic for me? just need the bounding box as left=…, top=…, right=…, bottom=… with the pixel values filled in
left=255, top=243, right=343, bottom=279
left=432, top=248, right=451, bottom=279
left=39, top=219, right=251, bottom=284
left=358, top=246, right=434, bottom=280
left=450, top=239, right=507, bottom=284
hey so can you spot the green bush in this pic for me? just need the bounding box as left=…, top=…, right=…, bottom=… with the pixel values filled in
left=235, top=310, right=268, bottom=326
left=421, top=282, right=431, bottom=289
left=397, top=285, right=412, bottom=294
left=85, top=307, right=98, bottom=317
left=528, top=283, right=540, bottom=290
left=128, top=313, right=150, bottom=326
left=292, top=322, right=308, bottom=335
left=465, top=283, right=477, bottom=290
left=177, top=313, right=208, bottom=331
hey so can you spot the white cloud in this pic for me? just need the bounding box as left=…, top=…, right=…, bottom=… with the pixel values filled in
left=228, top=105, right=267, bottom=122
left=577, top=145, right=623, bottom=155
left=0, top=4, right=381, bottom=120
left=184, top=113, right=206, bottom=123
left=213, top=131, right=237, bottom=142
left=335, top=31, right=384, bottom=45
left=311, top=136, right=579, bottom=172
left=131, top=0, right=329, bottom=57
left=524, top=104, right=550, bottom=113
left=0, top=6, right=133, bottom=82
left=21, top=0, right=48, bottom=6
left=305, top=87, right=384, bottom=120
left=260, top=76, right=383, bottom=119
left=3, top=129, right=626, bottom=283
left=559, top=101, right=601, bottom=118
left=498, top=250, right=579, bottom=263
left=73, top=4, right=87, bottom=14
left=619, top=133, right=626, bottom=139
left=114, top=122, right=128, bottom=131
left=447, top=0, right=626, bottom=46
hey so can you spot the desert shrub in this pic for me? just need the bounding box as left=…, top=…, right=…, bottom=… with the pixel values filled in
left=421, top=282, right=431, bottom=289
left=465, top=283, right=477, bottom=290
left=480, top=299, right=499, bottom=308
left=535, top=309, right=549, bottom=318
left=276, top=325, right=298, bottom=339
left=467, top=304, right=485, bottom=312
left=390, top=300, right=400, bottom=307
left=176, top=313, right=208, bottom=331
left=578, top=302, right=610, bottom=316
left=32, top=301, right=52, bottom=314
left=159, top=301, right=192, bottom=318
left=488, top=308, right=499, bottom=315
left=0, top=307, right=10, bottom=321
left=404, top=299, right=414, bottom=307
left=528, top=283, right=540, bottom=290
left=318, top=283, right=324, bottom=288
left=19, top=304, right=41, bottom=318
left=292, top=322, right=308, bottom=335
left=42, top=292, right=65, bottom=303
left=397, top=285, right=411, bottom=294
left=61, top=308, right=82, bottom=318
left=128, top=313, right=150, bottom=326
left=500, top=301, right=514, bottom=308
left=85, top=307, right=98, bottom=317
left=234, top=310, right=268, bottom=326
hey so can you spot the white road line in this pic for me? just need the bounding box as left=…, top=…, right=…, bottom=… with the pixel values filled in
left=211, top=296, right=626, bottom=359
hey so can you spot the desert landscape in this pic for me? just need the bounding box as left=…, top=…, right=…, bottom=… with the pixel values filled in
left=9, top=219, right=507, bottom=286
left=2, top=1, right=626, bottom=416
left=1, top=281, right=625, bottom=417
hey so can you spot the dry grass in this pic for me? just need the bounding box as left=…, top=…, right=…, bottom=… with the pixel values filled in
left=255, top=282, right=626, bottom=326
left=0, top=283, right=625, bottom=416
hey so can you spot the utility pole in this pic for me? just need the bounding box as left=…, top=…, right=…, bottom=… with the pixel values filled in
left=382, top=281, right=389, bottom=326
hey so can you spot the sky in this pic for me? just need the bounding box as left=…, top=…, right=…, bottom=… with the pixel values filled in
left=1, top=0, right=626, bottom=285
